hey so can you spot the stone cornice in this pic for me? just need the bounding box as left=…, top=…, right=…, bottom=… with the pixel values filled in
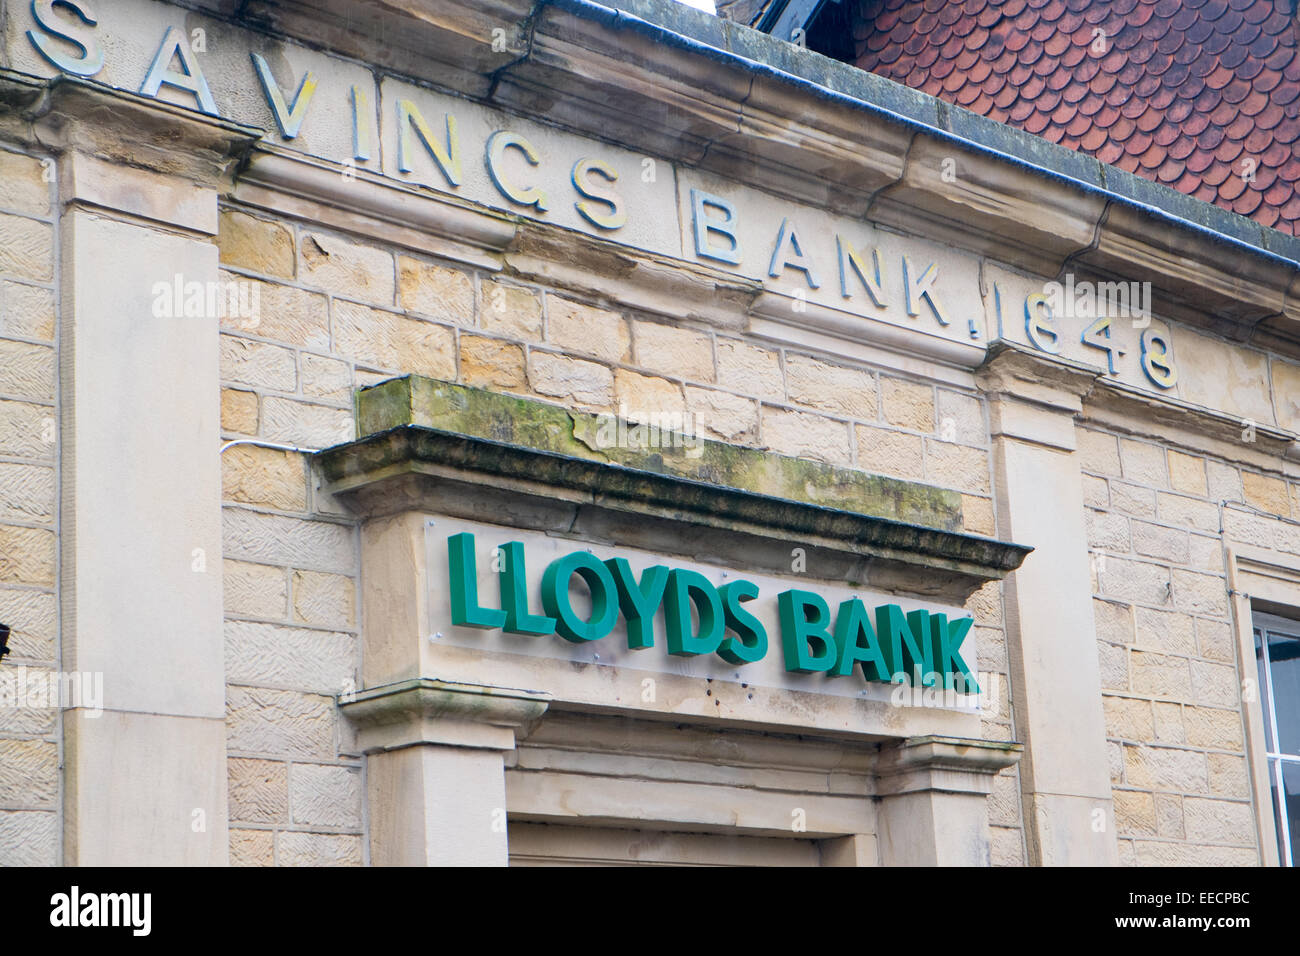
left=983, top=342, right=1300, bottom=463
left=314, top=376, right=1033, bottom=590
left=2, top=71, right=262, bottom=186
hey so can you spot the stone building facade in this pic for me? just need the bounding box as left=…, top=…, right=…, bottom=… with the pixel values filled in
left=0, top=0, right=1295, bottom=866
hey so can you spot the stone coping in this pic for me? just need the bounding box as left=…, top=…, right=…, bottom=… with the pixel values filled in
left=314, top=376, right=1032, bottom=579
left=586, top=0, right=1300, bottom=266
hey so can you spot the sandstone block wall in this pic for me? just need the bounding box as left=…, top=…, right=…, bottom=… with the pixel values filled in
left=1082, top=425, right=1284, bottom=864
left=0, top=146, right=58, bottom=866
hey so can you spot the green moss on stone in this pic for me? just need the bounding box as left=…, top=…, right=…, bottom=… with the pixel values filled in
left=356, top=376, right=963, bottom=530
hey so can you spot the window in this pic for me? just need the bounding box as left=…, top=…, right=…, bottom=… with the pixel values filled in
left=1254, top=612, right=1300, bottom=866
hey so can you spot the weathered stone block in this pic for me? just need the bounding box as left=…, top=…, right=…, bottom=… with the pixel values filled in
left=276, top=831, right=362, bottom=866
left=1171, top=569, right=1228, bottom=618
left=333, top=301, right=456, bottom=380
left=785, top=355, right=876, bottom=419
left=613, top=368, right=685, bottom=416
left=683, top=386, right=756, bottom=442
left=880, top=377, right=934, bottom=432
left=1081, top=474, right=1109, bottom=509
left=226, top=685, right=336, bottom=759
left=218, top=210, right=295, bottom=279
left=1119, top=438, right=1168, bottom=487
left=0, top=810, right=56, bottom=865
left=1110, top=481, right=1156, bottom=518
left=1134, top=607, right=1195, bottom=655
left=229, top=827, right=274, bottom=866
left=0, top=340, right=53, bottom=401
left=1097, top=640, right=1130, bottom=691
left=0, top=462, right=54, bottom=524
left=1112, top=789, right=1156, bottom=836
left=0, top=738, right=56, bottom=807
left=0, top=151, right=51, bottom=218
left=460, top=335, right=526, bottom=391
left=222, top=508, right=356, bottom=573
left=1189, top=660, right=1238, bottom=708
left=1087, top=509, right=1130, bottom=552
left=1096, top=557, right=1169, bottom=605
left=634, top=320, right=715, bottom=383
left=546, top=296, right=629, bottom=363
left=962, top=494, right=995, bottom=536
left=1122, top=745, right=1207, bottom=792
left=1103, top=695, right=1154, bottom=740
left=228, top=757, right=289, bottom=824
left=1152, top=700, right=1185, bottom=743
left=1182, top=797, right=1254, bottom=845
left=0, top=281, right=55, bottom=341
left=527, top=352, right=613, bottom=407
left=292, top=570, right=356, bottom=629
left=761, top=406, right=851, bottom=466
left=1195, top=619, right=1234, bottom=662
left=221, top=277, right=329, bottom=350
left=223, top=559, right=288, bottom=620
left=1207, top=753, right=1250, bottom=798
left=1183, top=706, right=1244, bottom=750
left=856, top=425, right=924, bottom=481
left=221, top=335, right=297, bottom=392
left=1131, top=649, right=1193, bottom=700
left=223, top=445, right=307, bottom=511
left=289, top=764, right=362, bottom=828
left=1167, top=450, right=1207, bottom=497
left=1131, top=521, right=1189, bottom=564
left=300, top=354, right=352, bottom=403
left=1205, top=460, right=1242, bottom=503
left=1242, top=471, right=1290, bottom=516
left=1077, top=429, right=1121, bottom=476
left=224, top=620, right=355, bottom=695
left=221, top=388, right=260, bottom=436
left=0, top=213, right=52, bottom=282
left=397, top=255, right=474, bottom=324
left=925, top=440, right=990, bottom=494
left=480, top=280, right=542, bottom=340
left=299, top=232, right=394, bottom=306
left=0, top=525, right=54, bottom=586
left=716, top=338, right=783, bottom=400
left=1153, top=792, right=1184, bottom=839
left=1093, top=599, right=1134, bottom=644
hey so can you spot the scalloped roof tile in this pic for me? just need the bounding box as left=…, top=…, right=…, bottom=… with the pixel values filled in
left=851, top=0, right=1300, bottom=235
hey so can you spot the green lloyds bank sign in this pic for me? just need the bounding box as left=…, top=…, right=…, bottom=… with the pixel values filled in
left=445, top=533, right=979, bottom=692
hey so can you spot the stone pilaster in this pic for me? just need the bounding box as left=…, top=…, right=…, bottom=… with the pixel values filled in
left=978, top=344, right=1119, bottom=865
left=30, top=79, right=260, bottom=864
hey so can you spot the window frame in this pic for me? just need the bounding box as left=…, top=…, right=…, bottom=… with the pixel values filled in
left=1252, top=611, right=1300, bottom=867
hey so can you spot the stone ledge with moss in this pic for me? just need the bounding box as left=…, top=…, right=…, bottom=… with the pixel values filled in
left=315, top=376, right=1031, bottom=592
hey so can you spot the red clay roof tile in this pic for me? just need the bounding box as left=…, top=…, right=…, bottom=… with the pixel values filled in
left=850, top=0, right=1300, bottom=235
